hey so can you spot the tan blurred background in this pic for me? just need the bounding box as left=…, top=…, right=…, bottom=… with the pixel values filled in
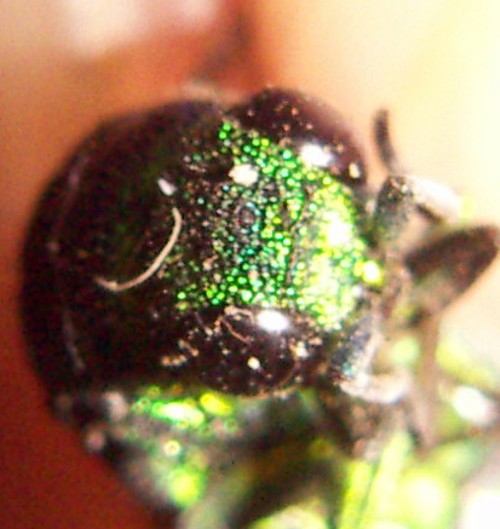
left=1, top=1, right=499, bottom=528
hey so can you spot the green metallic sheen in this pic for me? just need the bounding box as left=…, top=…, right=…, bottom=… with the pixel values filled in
left=170, top=121, right=383, bottom=332
left=111, top=336, right=497, bottom=529
left=21, top=88, right=500, bottom=529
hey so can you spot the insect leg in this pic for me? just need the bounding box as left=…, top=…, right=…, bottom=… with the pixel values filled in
left=372, top=110, right=462, bottom=248
left=406, top=225, right=499, bottom=319
left=327, top=314, right=410, bottom=405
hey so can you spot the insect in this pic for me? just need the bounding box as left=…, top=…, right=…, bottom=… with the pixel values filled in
left=22, top=88, right=499, bottom=528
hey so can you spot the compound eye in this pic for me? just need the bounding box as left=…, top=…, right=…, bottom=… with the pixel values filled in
left=186, top=306, right=315, bottom=395
left=232, top=88, right=367, bottom=186
left=22, top=100, right=226, bottom=393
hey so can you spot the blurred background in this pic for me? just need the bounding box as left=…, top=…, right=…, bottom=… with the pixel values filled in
left=1, top=1, right=499, bottom=528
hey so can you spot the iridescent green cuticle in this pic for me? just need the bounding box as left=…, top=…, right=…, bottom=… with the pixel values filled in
left=112, top=337, right=492, bottom=523
left=126, top=386, right=244, bottom=509
left=173, top=120, right=383, bottom=330
left=131, top=385, right=240, bottom=439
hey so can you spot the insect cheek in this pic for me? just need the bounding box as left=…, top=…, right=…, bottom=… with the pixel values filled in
left=183, top=306, right=309, bottom=395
